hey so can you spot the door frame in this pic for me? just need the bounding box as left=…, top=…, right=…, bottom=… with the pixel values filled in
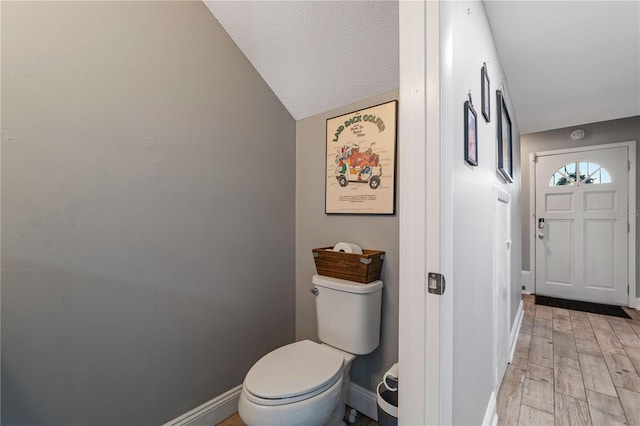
left=529, top=141, right=637, bottom=308
left=398, top=0, right=453, bottom=424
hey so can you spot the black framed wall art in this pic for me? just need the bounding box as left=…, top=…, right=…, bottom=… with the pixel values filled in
left=496, top=90, right=513, bottom=183
left=481, top=63, right=490, bottom=122
left=464, top=100, right=478, bottom=166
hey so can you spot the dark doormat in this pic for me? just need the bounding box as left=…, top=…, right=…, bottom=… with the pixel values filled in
left=535, top=295, right=632, bottom=319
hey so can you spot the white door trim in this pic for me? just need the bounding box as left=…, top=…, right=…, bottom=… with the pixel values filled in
left=398, top=1, right=428, bottom=424
left=530, top=141, right=636, bottom=308
left=399, top=0, right=451, bottom=424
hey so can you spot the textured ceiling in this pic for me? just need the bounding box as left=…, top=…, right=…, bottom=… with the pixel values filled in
left=484, top=0, right=640, bottom=134
left=204, top=0, right=399, bottom=121
left=204, top=1, right=638, bottom=133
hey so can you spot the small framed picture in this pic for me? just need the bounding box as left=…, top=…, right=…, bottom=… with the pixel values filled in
left=464, top=100, right=478, bottom=166
left=496, top=90, right=513, bottom=183
left=481, top=64, right=490, bottom=122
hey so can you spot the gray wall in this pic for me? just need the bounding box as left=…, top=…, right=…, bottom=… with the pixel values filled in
left=520, top=116, right=640, bottom=295
left=442, top=2, right=522, bottom=424
left=295, top=90, right=399, bottom=393
left=1, top=2, right=295, bottom=425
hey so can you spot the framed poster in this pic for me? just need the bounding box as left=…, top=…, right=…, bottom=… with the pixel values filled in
left=325, top=100, right=398, bottom=214
left=496, top=90, right=513, bottom=183
left=464, top=100, right=478, bottom=166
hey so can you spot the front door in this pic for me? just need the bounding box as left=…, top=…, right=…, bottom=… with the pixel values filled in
left=535, top=146, right=629, bottom=305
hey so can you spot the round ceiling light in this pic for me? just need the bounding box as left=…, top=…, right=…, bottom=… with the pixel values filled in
left=570, top=129, right=586, bottom=140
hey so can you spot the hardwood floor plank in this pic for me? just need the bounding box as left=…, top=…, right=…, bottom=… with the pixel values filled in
left=520, top=316, right=534, bottom=335
left=533, top=318, right=553, bottom=339
left=572, top=319, right=595, bottom=340
left=554, top=330, right=578, bottom=360
left=576, top=337, right=604, bottom=357
left=555, top=355, right=586, bottom=400
left=553, top=316, right=573, bottom=333
left=522, top=363, right=554, bottom=414
left=530, top=335, right=554, bottom=369
left=594, top=329, right=627, bottom=355
left=622, top=307, right=640, bottom=320
left=555, top=393, right=592, bottom=426
left=570, top=310, right=589, bottom=322
left=218, top=408, right=378, bottom=426
left=609, top=318, right=640, bottom=349
left=625, top=346, right=640, bottom=376
left=553, top=307, right=571, bottom=317
left=497, top=365, right=527, bottom=426
left=518, top=404, right=554, bottom=426
left=628, top=319, right=640, bottom=339
left=512, top=333, right=531, bottom=369
left=603, top=352, right=640, bottom=393
left=585, top=389, right=628, bottom=426
left=536, top=305, right=554, bottom=320
left=617, top=387, right=640, bottom=426
left=579, top=353, right=617, bottom=397
left=217, top=413, right=246, bottom=426
left=587, top=313, right=614, bottom=332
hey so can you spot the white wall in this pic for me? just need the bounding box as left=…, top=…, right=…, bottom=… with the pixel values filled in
left=441, top=1, right=522, bottom=424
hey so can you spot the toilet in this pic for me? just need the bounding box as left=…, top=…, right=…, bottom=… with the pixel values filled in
left=238, top=274, right=383, bottom=426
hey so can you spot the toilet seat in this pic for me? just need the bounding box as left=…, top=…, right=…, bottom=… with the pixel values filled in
left=243, top=340, right=344, bottom=406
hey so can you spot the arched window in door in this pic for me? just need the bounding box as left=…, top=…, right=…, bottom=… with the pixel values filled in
left=548, top=162, right=612, bottom=186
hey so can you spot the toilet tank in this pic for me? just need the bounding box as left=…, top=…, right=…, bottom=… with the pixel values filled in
left=312, top=274, right=383, bottom=355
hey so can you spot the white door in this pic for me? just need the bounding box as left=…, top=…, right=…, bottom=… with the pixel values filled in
left=495, top=188, right=511, bottom=388
left=535, top=146, right=629, bottom=305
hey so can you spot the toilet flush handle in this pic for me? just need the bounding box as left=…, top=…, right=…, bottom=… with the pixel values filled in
left=310, top=288, right=319, bottom=296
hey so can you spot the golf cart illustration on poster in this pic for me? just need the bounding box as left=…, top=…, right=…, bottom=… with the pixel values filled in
left=334, top=142, right=382, bottom=190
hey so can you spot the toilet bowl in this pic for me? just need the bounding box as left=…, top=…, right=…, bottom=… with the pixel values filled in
left=239, top=275, right=383, bottom=426
left=238, top=340, right=355, bottom=426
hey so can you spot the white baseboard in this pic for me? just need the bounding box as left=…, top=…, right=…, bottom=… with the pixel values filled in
left=164, top=381, right=381, bottom=425
left=509, top=300, right=524, bottom=363
left=163, top=383, right=378, bottom=426
left=521, top=270, right=531, bottom=294
left=347, top=382, right=378, bottom=421
left=482, top=391, right=498, bottom=426
left=164, top=384, right=241, bottom=426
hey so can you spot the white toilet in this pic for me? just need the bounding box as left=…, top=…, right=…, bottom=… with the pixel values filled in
left=238, top=274, right=383, bottom=426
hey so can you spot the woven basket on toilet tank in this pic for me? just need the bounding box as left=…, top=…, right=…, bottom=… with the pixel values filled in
left=312, top=247, right=385, bottom=283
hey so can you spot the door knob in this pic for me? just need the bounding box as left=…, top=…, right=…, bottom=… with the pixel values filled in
left=538, top=233, right=544, bottom=239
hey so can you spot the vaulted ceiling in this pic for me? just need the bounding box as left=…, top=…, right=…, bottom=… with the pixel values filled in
left=484, top=0, right=640, bottom=134
left=204, top=1, right=639, bottom=134
left=203, top=0, right=399, bottom=121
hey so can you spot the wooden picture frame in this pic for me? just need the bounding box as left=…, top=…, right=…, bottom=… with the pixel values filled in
left=325, top=100, right=398, bottom=215
left=496, top=90, right=513, bottom=183
left=481, top=64, right=490, bottom=123
left=464, top=100, right=478, bottom=166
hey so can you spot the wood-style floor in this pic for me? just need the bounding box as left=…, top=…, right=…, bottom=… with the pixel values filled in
left=218, top=294, right=640, bottom=426
left=217, top=406, right=377, bottom=426
left=497, top=294, right=640, bottom=425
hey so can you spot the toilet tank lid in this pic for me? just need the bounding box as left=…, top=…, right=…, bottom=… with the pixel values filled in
left=312, top=275, right=383, bottom=294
